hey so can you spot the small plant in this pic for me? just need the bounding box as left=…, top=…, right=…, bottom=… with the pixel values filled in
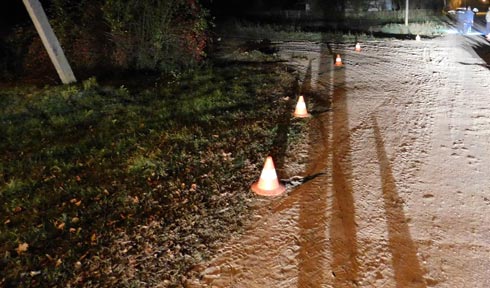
left=82, top=77, right=98, bottom=90
left=102, top=0, right=210, bottom=71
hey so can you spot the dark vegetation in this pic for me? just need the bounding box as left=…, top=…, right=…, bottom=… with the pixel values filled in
left=1, top=0, right=209, bottom=84
left=209, top=0, right=446, bottom=30
left=0, top=65, right=302, bottom=286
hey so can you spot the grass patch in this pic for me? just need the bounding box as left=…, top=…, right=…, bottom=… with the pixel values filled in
left=346, top=9, right=443, bottom=23
left=217, top=20, right=374, bottom=43
left=0, top=62, right=300, bottom=286
left=216, top=11, right=450, bottom=42
left=218, top=21, right=324, bottom=42
left=375, top=19, right=450, bottom=36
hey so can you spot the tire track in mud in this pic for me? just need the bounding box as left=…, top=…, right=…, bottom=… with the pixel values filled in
left=186, top=39, right=445, bottom=287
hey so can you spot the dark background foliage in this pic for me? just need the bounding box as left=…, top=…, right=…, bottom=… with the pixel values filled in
left=0, top=0, right=210, bottom=84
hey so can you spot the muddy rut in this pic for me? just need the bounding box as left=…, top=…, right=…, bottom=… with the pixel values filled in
left=187, top=35, right=490, bottom=287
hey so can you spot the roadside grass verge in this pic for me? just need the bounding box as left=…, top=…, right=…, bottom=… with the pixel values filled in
left=217, top=20, right=369, bottom=42
left=216, top=11, right=450, bottom=42
left=376, top=19, right=449, bottom=36
left=346, top=9, right=443, bottom=23
left=0, top=63, right=302, bottom=286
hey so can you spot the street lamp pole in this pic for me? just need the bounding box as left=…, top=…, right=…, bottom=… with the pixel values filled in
left=405, top=0, right=409, bottom=26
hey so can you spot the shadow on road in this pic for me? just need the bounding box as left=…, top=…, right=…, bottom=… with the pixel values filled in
left=372, top=116, right=427, bottom=288
left=276, top=35, right=427, bottom=287
left=295, top=37, right=427, bottom=287
left=470, top=42, right=490, bottom=68
left=296, top=34, right=360, bottom=287
left=326, top=40, right=360, bottom=287
left=296, top=43, right=331, bottom=288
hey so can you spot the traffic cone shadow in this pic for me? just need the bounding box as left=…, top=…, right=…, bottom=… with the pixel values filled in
left=251, top=156, right=286, bottom=196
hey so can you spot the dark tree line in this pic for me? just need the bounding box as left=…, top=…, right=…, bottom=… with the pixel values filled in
left=206, top=0, right=444, bottom=16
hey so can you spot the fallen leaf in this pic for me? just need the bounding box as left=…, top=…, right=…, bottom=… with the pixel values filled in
left=190, top=184, right=197, bottom=191
left=16, top=242, right=29, bottom=255
left=55, top=259, right=62, bottom=267
left=56, top=222, right=65, bottom=230
left=132, top=196, right=139, bottom=204
left=74, top=261, right=82, bottom=270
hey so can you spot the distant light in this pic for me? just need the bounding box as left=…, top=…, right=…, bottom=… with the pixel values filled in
left=445, top=28, right=459, bottom=34
left=466, top=31, right=484, bottom=36
left=441, top=27, right=484, bottom=36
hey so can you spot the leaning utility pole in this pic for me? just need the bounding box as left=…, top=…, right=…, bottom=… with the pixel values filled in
left=22, top=0, right=76, bottom=84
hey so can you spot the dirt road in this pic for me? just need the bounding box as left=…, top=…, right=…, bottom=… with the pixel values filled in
left=188, top=34, right=490, bottom=287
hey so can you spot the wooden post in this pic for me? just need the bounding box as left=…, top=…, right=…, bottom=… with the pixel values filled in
left=23, top=0, right=76, bottom=84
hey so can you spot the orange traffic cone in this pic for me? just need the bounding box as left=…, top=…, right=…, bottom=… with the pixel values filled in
left=293, top=95, right=311, bottom=118
left=251, top=156, right=286, bottom=196
left=355, top=43, right=361, bottom=52
left=335, top=54, right=343, bottom=66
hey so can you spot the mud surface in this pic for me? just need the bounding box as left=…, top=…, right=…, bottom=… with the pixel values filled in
left=187, top=34, right=490, bottom=287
